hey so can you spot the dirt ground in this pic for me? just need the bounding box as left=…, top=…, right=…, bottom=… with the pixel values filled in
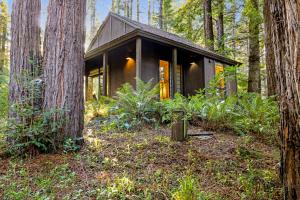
left=0, top=126, right=282, bottom=199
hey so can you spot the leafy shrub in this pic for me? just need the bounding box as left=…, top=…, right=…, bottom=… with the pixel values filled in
left=172, top=176, right=213, bottom=200
left=5, top=65, right=67, bottom=155
left=85, top=96, right=115, bottom=123
left=238, top=162, right=280, bottom=200
left=112, top=78, right=160, bottom=130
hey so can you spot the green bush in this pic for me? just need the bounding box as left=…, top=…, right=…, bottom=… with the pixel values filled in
left=5, top=64, right=67, bottom=155
left=112, top=78, right=160, bottom=130
left=172, top=176, right=213, bottom=200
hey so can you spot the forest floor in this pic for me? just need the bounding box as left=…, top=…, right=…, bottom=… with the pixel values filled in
left=0, top=124, right=282, bottom=199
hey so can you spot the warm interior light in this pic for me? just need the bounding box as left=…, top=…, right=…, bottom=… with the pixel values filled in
left=190, top=62, right=196, bottom=65
left=126, top=57, right=131, bottom=60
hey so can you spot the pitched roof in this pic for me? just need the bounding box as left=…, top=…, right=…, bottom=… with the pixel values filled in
left=87, top=12, right=240, bottom=65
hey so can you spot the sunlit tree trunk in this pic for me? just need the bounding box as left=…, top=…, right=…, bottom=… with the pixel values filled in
left=268, top=0, right=300, bottom=199
left=9, top=0, right=41, bottom=117
left=43, top=0, right=86, bottom=140
left=247, top=0, right=261, bottom=93
left=203, top=0, right=214, bottom=51
left=263, top=0, right=276, bottom=96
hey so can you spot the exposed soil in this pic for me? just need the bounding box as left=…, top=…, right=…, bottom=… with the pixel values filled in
left=0, top=125, right=282, bottom=199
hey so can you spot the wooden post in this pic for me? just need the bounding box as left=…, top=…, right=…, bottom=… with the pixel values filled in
left=136, top=37, right=142, bottom=85
left=103, top=52, right=107, bottom=96
left=171, top=48, right=177, bottom=98
left=171, top=110, right=187, bottom=141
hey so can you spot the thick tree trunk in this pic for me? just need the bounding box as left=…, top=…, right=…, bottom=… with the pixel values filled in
left=263, top=0, right=276, bottom=96
left=268, top=1, right=300, bottom=199
left=9, top=0, right=41, bottom=117
left=43, top=0, right=86, bottom=140
left=203, top=0, right=214, bottom=51
left=216, top=0, right=224, bottom=54
left=247, top=0, right=261, bottom=93
left=158, top=0, right=163, bottom=29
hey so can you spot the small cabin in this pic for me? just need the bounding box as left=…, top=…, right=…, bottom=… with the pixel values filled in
left=85, top=12, right=239, bottom=100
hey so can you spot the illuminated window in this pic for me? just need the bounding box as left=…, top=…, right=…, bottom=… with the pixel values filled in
left=215, top=63, right=225, bottom=95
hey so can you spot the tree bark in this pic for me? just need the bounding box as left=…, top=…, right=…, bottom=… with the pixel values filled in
left=216, top=0, right=224, bottom=54
left=263, top=0, right=277, bottom=96
left=9, top=0, right=41, bottom=117
left=268, top=0, right=300, bottom=199
left=43, top=0, right=86, bottom=140
left=0, top=1, right=8, bottom=72
left=247, top=0, right=261, bottom=93
left=158, top=0, right=163, bottom=29
left=203, top=0, right=214, bottom=51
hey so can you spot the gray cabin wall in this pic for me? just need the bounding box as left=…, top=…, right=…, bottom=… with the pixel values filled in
left=108, top=43, right=136, bottom=96
left=204, top=57, right=238, bottom=95
left=141, top=40, right=159, bottom=84
left=204, top=57, right=216, bottom=88
left=88, top=15, right=136, bottom=52
left=225, top=64, right=238, bottom=95
left=182, top=57, right=205, bottom=96
left=141, top=40, right=172, bottom=85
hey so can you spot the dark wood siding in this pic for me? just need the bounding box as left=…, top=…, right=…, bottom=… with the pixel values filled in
left=183, top=58, right=205, bottom=96
left=108, top=42, right=136, bottom=96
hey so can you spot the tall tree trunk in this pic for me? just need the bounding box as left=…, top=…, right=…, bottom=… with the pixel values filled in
left=158, top=0, right=163, bottom=29
left=247, top=0, right=261, bottom=93
left=43, top=0, right=86, bottom=140
left=136, top=0, right=140, bottom=22
left=203, top=0, right=214, bottom=51
left=88, top=0, right=96, bottom=34
left=148, top=0, right=151, bottom=25
left=9, top=0, right=41, bottom=117
left=231, top=0, right=237, bottom=59
left=0, top=1, right=8, bottom=72
left=263, top=0, right=276, bottom=96
left=268, top=1, right=300, bottom=199
left=216, top=0, right=224, bottom=54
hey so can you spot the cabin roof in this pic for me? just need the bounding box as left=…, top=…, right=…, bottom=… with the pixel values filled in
left=86, top=12, right=240, bottom=66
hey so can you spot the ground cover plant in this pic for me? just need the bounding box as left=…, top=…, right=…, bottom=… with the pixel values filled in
left=0, top=127, right=282, bottom=199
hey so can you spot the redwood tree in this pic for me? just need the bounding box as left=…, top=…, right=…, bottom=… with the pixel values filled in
left=263, top=0, right=276, bottom=96
left=203, top=0, right=214, bottom=51
left=9, top=0, right=41, bottom=117
left=43, top=0, right=86, bottom=140
left=267, top=0, right=300, bottom=199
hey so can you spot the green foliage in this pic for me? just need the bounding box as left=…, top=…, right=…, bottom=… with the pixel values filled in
left=5, top=63, right=67, bottom=155
left=63, top=138, right=80, bottom=153
left=112, top=78, right=160, bottom=130
left=172, top=176, right=213, bottom=200
left=0, top=69, right=8, bottom=122
left=238, top=162, right=279, bottom=200
left=160, top=90, right=278, bottom=139
left=85, top=96, right=115, bottom=122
